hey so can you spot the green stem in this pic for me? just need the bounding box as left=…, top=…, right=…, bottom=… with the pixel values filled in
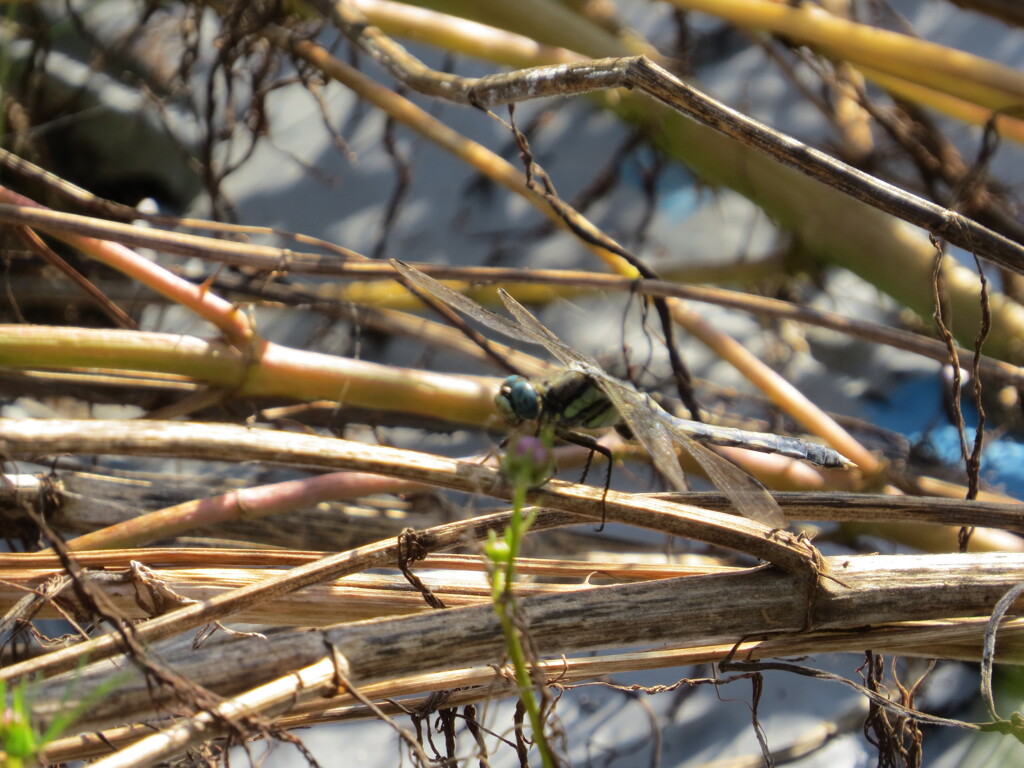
left=493, top=596, right=554, bottom=768
left=490, top=476, right=554, bottom=767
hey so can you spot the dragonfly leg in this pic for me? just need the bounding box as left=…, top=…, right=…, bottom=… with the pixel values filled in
left=561, top=431, right=613, bottom=531
left=580, top=446, right=595, bottom=484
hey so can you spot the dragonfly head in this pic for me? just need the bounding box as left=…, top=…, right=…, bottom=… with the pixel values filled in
left=496, top=375, right=541, bottom=425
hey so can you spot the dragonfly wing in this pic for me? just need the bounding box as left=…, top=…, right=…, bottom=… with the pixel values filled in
left=671, top=432, right=787, bottom=528
left=392, top=260, right=552, bottom=348
left=608, top=380, right=786, bottom=528
left=394, top=261, right=604, bottom=372
left=496, top=289, right=601, bottom=369
left=596, top=378, right=690, bottom=489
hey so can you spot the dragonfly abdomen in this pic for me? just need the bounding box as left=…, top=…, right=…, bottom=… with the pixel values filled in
left=671, top=418, right=851, bottom=468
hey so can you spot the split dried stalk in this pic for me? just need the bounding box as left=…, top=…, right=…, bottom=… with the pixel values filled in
left=31, top=616, right=1024, bottom=762
left=26, top=552, right=1024, bottom=731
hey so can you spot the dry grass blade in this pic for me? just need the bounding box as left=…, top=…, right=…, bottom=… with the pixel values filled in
left=0, top=418, right=817, bottom=571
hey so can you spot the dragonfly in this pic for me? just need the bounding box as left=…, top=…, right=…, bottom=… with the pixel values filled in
left=392, top=260, right=853, bottom=529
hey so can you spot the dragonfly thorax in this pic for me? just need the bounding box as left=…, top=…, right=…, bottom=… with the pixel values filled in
left=544, top=369, right=622, bottom=430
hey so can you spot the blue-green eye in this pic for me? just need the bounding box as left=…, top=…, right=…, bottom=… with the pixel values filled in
left=496, top=375, right=540, bottom=424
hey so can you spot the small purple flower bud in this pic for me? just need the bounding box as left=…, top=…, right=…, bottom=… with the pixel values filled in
left=501, top=434, right=555, bottom=488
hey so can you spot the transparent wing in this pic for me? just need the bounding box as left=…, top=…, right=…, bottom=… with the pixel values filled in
left=496, top=288, right=602, bottom=370
left=599, top=378, right=787, bottom=529
left=392, top=260, right=562, bottom=350
left=671, top=435, right=787, bottom=528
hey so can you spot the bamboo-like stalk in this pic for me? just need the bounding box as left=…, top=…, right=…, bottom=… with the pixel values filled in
left=90, top=656, right=348, bottom=768
left=0, top=562, right=544, bottom=625
left=0, top=324, right=497, bottom=426
left=0, top=203, right=352, bottom=273
left=856, top=62, right=1024, bottom=143
left=353, top=0, right=586, bottom=69
left=669, top=0, right=1024, bottom=109
left=0, top=548, right=736, bottom=580
left=7, top=464, right=1020, bottom=554
left=393, top=0, right=647, bottom=57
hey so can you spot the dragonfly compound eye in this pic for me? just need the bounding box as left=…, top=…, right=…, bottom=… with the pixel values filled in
left=496, top=375, right=541, bottom=424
